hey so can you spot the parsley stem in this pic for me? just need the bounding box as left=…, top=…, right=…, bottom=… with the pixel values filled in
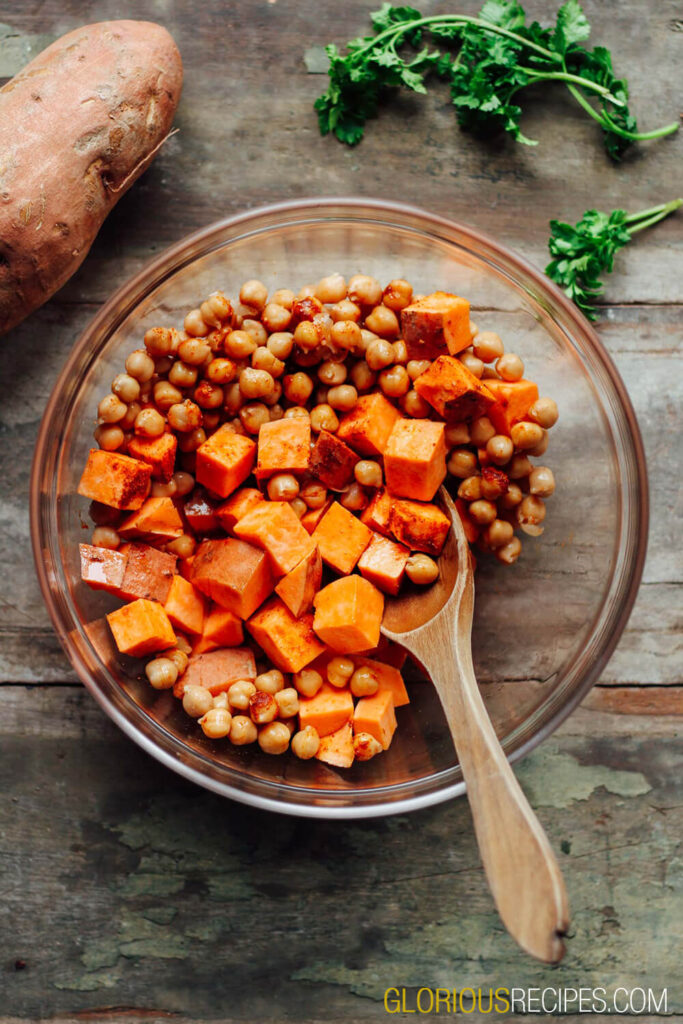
left=522, top=68, right=624, bottom=105
left=625, top=198, right=682, bottom=235
left=565, top=82, right=679, bottom=142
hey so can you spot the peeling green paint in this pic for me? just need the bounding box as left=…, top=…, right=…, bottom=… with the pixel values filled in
left=516, top=745, right=651, bottom=808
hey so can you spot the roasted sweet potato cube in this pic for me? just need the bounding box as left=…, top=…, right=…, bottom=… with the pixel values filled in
left=316, top=722, right=355, bottom=768
left=400, top=292, right=472, bottom=360
left=384, top=419, right=447, bottom=502
left=216, top=488, right=265, bottom=532
left=354, top=656, right=410, bottom=707
left=247, top=596, right=325, bottom=673
left=311, top=501, right=372, bottom=574
left=78, top=449, right=151, bottom=510
left=337, top=393, right=401, bottom=457
left=310, top=429, right=359, bottom=490
left=486, top=378, right=540, bottom=436
left=313, top=576, right=384, bottom=654
left=116, top=543, right=177, bottom=604
left=275, top=546, right=323, bottom=618
left=360, top=488, right=393, bottom=536
left=119, top=496, right=184, bottom=541
left=127, top=433, right=177, bottom=482
left=234, top=501, right=316, bottom=576
left=301, top=500, right=332, bottom=535
left=256, top=417, right=311, bottom=479
left=183, top=487, right=222, bottom=533
left=164, top=574, right=207, bottom=636
left=353, top=689, right=397, bottom=750
left=389, top=499, right=450, bottom=556
left=79, top=543, right=127, bottom=594
left=192, top=604, right=244, bottom=655
left=179, top=647, right=256, bottom=696
left=195, top=424, right=256, bottom=498
left=298, top=684, right=354, bottom=738
left=191, top=538, right=274, bottom=618
left=357, top=532, right=409, bottom=596
left=107, top=598, right=176, bottom=657
left=414, top=355, right=496, bottom=422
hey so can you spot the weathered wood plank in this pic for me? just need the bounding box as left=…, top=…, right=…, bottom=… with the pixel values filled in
left=584, top=685, right=683, bottom=715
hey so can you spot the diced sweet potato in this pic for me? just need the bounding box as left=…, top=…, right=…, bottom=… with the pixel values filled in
left=313, top=576, right=384, bottom=654
left=337, top=393, right=401, bottom=457
left=216, top=487, right=265, bottom=532
left=192, top=604, right=244, bottom=655
left=414, top=355, right=496, bottom=422
left=195, top=424, right=256, bottom=498
left=256, top=417, right=311, bottom=479
left=365, top=636, right=408, bottom=671
left=298, top=683, right=354, bottom=738
left=389, top=499, right=450, bottom=556
left=79, top=543, right=127, bottom=594
left=164, top=574, right=207, bottom=636
left=311, top=501, right=373, bottom=574
left=384, top=419, right=447, bottom=501
left=455, top=498, right=481, bottom=544
left=118, top=496, right=184, bottom=541
left=127, top=433, right=177, bottom=482
left=234, top=501, right=316, bottom=576
left=191, top=538, right=274, bottom=618
left=310, top=429, right=359, bottom=490
left=315, top=722, right=355, bottom=768
left=78, top=449, right=151, bottom=510
left=301, top=500, right=331, bottom=535
left=486, top=378, right=540, bottom=436
left=400, top=291, right=472, bottom=360
left=179, top=647, right=256, bottom=696
left=116, top=543, right=177, bottom=604
left=179, top=555, right=195, bottom=581
left=357, top=532, right=409, bottom=596
left=353, top=689, right=397, bottom=749
left=183, top=487, right=222, bottom=533
left=247, top=596, right=325, bottom=673
left=354, top=656, right=410, bottom=707
left=275, top=546, right=322, bottom=618
left=360, top=488, right=393, bottom=536
left=107, top=598, right=176, bottom=657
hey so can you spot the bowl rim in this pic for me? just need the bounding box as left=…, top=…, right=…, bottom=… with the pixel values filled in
left=30, top=195, right=649, bottom=818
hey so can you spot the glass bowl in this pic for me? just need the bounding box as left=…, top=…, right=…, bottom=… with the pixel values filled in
left=30, top=198, right=648, bottom=818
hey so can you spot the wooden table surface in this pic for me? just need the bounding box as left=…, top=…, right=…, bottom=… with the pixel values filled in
left=1, top=1, right=681, bottom=1021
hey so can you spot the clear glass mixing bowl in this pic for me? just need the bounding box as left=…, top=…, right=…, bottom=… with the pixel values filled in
left=30, top=198, right=648, bottom=818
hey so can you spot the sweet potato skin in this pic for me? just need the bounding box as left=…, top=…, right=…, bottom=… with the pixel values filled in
left=0, top=21, right=183, bottom=334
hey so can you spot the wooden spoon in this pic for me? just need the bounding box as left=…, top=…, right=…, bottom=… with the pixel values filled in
left=381, top=487, right=569, bottom=963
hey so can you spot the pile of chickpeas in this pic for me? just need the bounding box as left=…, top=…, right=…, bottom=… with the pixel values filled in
left=89, top=271, right=557, bottom=753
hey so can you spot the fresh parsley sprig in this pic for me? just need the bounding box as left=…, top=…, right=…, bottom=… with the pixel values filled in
left=315, top=1, right=679, bottom=157
left=545, top=198, right=682, bottom=320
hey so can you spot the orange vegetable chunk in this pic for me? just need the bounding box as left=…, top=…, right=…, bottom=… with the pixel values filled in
left=234, top=501, right=316, bottom=576
left=384, top=419, right=447, bottom=501
left=179, top=556, right=195, bottom=581
left=354, top=656, right=410, bottom=707
left=311, top=501, right=372, bottom=574
left=192, top=604, right=244, bottom=655
left=78, top=449, right=151, bottom=510
left=79, top=543, right=127, bottom=594
left=455, top=498, right=480, bottom=544
left=353, top=689, right=397, bottom=749
left=357, top=532, right=409, bottom=596
left=301, top=500, right=331, bottom=535
left=337, top=393, right=401, bottom=457
left=216, top=488, right=265, bottom=532
left=400, top=291, right=472, bottom=360
left=116, top=543, right=177, bottom=604
left=127, top=433, right=177, bottom=482
left=486, top=378, right=540, bottom=436
left=256, top=417, right=311, bottom=479
left=360, top=487, right=393, bottom=536
left=195, top=424, right=256, bottom=498
left=247, top=596, right=325, bottom=673
left=414, top=355, right=496, bottom=422
left=118, top=496, right=184, bottom=541
left=180, top=647, right=256, bottom=696
left=275, top=546, right=323, bottom=618
left=191, top=537, right=274, bottom=618
left=313, top=576, right=384, bottom=654
left=310, top=429, right=359, bottom=490
left=389, top=499, right=450, bottom=556
left=298, top=683, right=354, bottom=738
left=316, top=722, right=355, bottom=768
left=107, top=598, right=176, bottom=657
left=164, top=574, right=207, bottom=636
left=183, top=487, right=222, bottom=533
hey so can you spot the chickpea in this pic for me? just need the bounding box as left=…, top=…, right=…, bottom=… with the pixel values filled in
left=310, top=404, right=339, bottom=433
left=275, top=688, right=300, bottom=718
left=174, top=634, right=193, bottom=656
left=92, top=526, right=120, bottom=549
left=153, top=381, right=182, bottom=411
left=255, top=669, right=285, bottom=695
left=348, top=274, right=383, bottom=307
left=483, top=519, right=515, bottom=548
left=518, top=494, right=546, bottom=532
left=496, top=353, right=524, bottom=382
left=98, top=393, right=128, bottom=423
left=486, top=434, right=514, bottom=466
left=331, top=320, right=362, bottom=351
left=327, top=656, right=354, bottom=688
left=120, top=402, right=141, bottom=430
left=203, top=291, right=233, bottom=324
left=240, top=320, right=267, bottom=348
left=382, top=278, right=413, bottom=311
left=154, top=355, right=174, bottom=377
left=470, top=416, right=496, bottom=447
left=166, top=534, right=196, bottom=559
left=354, top=732, right=383, bottom=761
left=392, top=340, right=408, bottom=364
left=203, top=411, right=221, bottom=432
left=168, top=361, right=199, bottom=389
left=184, top=309, right=208, bottom=337
left=365, top=338, right=395, bottom=371
left=167, top=648, right=189, bottom=676
left=125, top=349, right=156, bottom=383
left=111, top=373, right=141, bottom=404
left=528, top=397, right=559, bottom=429
left=173, top=471, right=195, bottom=497
left=261, top=303, right=291, bottom=333
left=224, top=382, right=244, bottom=415
left=225, top=330, right=257, bottom=359
left=364, top=305, right=399, bottom=338
left=249, top=690, right=278, bottom=724
left=468, top=499, right=497, bottom=525
left=167, top=400, right=202, bottom=432
left=293, top=669, right=324, bottom=698
left=327, top=384, right=358, bottom=411
left=258, top=721, right=291, bottom=755
left=178, top=427, right=206, bottom=453
left=134, top=407, right=165, bottom=438
left=300, top=481, right=327, bottom=510
left=239, top=279, right=268, bottom=311
left=459, top=351, right=485, bottom=378
left=472, top=331, right=504, bottom=363
left=267, top=332, right=294, bottom=360
left=528, top=429, right=549, bottom=457
left=239, top=367, right=275, bottom=400
left=199, top=707, right=232, bottom=738
left=508, top=453, right=533, bottom=479
left=340, top=482, right=368, bottom=511
left=293, top=320, right=320, bottom=352
left=529, top=466, right=555, bottom=498
left=350, top=667, right=379, bottom=698
left=330, top=299, right=361, bottom=323
left=267, top=473, right=300, bottom=501
left=283, top=372, right=314, bottom=405
left=350, top=360, right=376, bottom=391
left=480, top=470, right=508, bottom=501
left=400, top=390, right=431, bottom=418
left=407, top=359, right=430, bottom=381
left=315, top=273, right=347, bottom=304
left=182, top=685, right=213, bottom=719
left=379, top=364, right=410, bottom=398
left=290, top=496, right=307, bottom=518
left=448, top=449, right=478, bottom=479
left=469, top=321, right=478, bottom=337
left=211, top=691, right=229, bottom=708
left=284, top=406, right=310, bottom=421
left=496, top=535, right=522, bottom=565
left=239, top=402, right=270, bottom=434
left=178, top=338, right=211, bottom=366
left=501, top=482, right=523, bottom=509
left=445, top=422, right=470, bottom=447
left=354, top=460, right=383, bottom=489
left=291, top=726, right=320, bottom=760
left=318, top=360, right=347, bottom=386
left=358, top=329, right=378, bottom=352
left=510, top=421, right=545, bottom=451
left=405, top=553, right=439, bottom=585
left=144, top=326, right=174, bottom=357
left=269, top=288, right=296, bottom=310
left=145, top=657, right=178, bottom=690
left=94, top=424, right=124, bottom=451
left=229, top=715, right=258, bottom=746
left=151, top=479, right=178, bottom=499
left=457, top=476, right=483, bottom=502
left=228, top=680, right=257, bottom=711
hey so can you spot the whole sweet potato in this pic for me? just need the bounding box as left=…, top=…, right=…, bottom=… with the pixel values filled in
left=0, top=20, right=183, bottom=334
